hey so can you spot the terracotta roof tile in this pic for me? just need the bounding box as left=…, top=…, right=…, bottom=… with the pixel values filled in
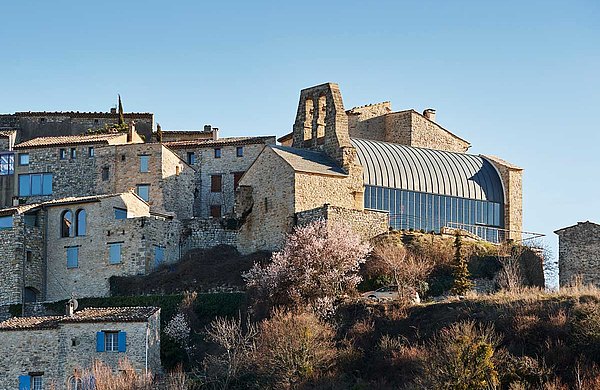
left=0, top=130, right=16, bottom=138
left=14, top=133, right=125, bottom=149
left=0, top=307, right=159, bottom=331
left=164, top=136, right=276, bottom=149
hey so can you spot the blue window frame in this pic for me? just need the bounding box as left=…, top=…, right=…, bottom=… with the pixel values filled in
left=136, top=184, right=150, bottom=202
left=109, top=243, right=122, bottom=264
left=154, top=246, right=165, bottom=267
left=0, top=216, right=12, bottom=229
left=18, top=153, right=29, bottom=166
left=187, top=152, right=196, bottom=165
left=0, top=153, right=14, bottom=175
left=236, top=146, right=244, bottom=157
left=114, top=208, right=127, bottom=220
left=18, top=173, right=53, bottom=196
left=67, top=246, right=79, bottom=268
left=76, top=209, right=87, bottom=236
left=96, top=331, right=126, bottom=352
left=140, top=155, right=149, bottom=172
left=214, top=148, right=221, bottom=158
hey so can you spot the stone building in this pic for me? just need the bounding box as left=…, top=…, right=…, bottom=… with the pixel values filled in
left=0, top=109, right=154, bottom=144
left=157, top=124, right=218, bottom=142
left=0, top=306, right=160, bottom=390
left=10, top=124, right=194, bottom=219
left=0, top=204, right=45, bottom=307
left=0, top=130, right=17, bottom=208
left=236, top=82, right=523, bottom=252
left=0, top=193, right=181, bottom=305
left=165, top=136, right=276, bottom=218
left=555, top=221, right=600, bottom=287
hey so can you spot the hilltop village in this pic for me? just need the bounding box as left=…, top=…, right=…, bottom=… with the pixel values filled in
left=0, top=83, right=596, bottom=389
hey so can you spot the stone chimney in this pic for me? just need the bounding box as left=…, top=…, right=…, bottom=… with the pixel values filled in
left=212, top=127, right=219, bottom=140
left=12, top=196, right=19, bottom=207
left=110, top=107, right=117, bottom=114
left=66, top=298, right=77, bottom=317
left=423, top=109, right=436, bottom=122
left=128, top=121, right=136, bottom=143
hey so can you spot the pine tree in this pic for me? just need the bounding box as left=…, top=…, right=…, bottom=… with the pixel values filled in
left=118, top=94, right=125, bottom=125
left=451, top=231, right=474, bottom=295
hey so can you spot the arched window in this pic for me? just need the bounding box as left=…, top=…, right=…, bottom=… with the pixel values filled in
left=61, top=210, right=73, bottom=238
left=68, top=376, right=83, bottom=390
left=76, top=209, right=87, bottom=237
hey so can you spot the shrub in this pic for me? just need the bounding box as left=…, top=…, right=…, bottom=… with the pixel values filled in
left=451, top=233, right=474, bottom=295
left=252, top=310, right=337, bottom=388
left=421, top=321, right=500, bottom=390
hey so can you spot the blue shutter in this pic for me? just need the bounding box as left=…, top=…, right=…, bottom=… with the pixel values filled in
left=118, top=331, right=127, bottom=352
left=19, top=375, right=30, bottom=390
left=96, top=331, right=105, bottom=352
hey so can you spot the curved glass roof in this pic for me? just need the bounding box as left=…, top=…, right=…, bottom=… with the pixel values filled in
left=351, top=138, right=504, bottom=203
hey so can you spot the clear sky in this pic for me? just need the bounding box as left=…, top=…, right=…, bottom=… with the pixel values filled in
left=1, top=1, right=598, bottom=279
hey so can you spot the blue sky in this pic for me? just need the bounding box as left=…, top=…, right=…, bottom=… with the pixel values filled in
left=1, top=1, right=598, bottom=271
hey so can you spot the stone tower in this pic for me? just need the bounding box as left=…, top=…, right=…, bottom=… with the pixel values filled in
left=291, top=83, right=357, bottom=171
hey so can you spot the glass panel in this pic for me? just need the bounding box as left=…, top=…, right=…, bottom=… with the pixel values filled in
left=76, top=210, right=86, bottom=236
left=383, top=188, right=389, bottom=212
left=136, top=185, right=150, bottom=202
left=62, top=211, right=73, bottom=237
left=19, top=174, right=31, bottom=196
left=488, top=203, right=495, bottom=226
left=19, top=153, right=29, bottom=166
left=109, top=243, right=121, bottom=264
left=376, top=187, right=383, bottom=210
left=42, top=173, right=53, bottom=195
left=31, top=174, right=42, bottom=195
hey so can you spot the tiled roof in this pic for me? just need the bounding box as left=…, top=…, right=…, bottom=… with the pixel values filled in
left=14, top=133, right=125, bottom=149
left=0, top=203, right=42, bottom=217
left=164, top=136, right=276, bottom=149
left=0, top=307, right=159, bottom=331
left=15, top=111, right=153, bottom=118
left=270, top=145, right=347, bottom=177
left=277, top=132, right=293, bottom=143
left=39, top=193, right=124, bottom=208
left=554, top=221, right=600, bottom=234
left=161, top=130, right=213, bottom=134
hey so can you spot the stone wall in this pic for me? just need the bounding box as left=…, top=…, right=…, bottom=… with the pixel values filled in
left=237, top=147, right=296, bottom=254
left=295, top=169, right=363, bottom=212
left=0, top=211, right=45, bottom=306
left=180, top=218, right=239, bottom=253
left=556, top=222, right=600, bottom=287
left=5, top=113, right=154, bottom=143
left=296, top=204, right=389, bottom=242
left=0, top=312, right=160, bottom=390
left=483, top=155, right=523, bottom=240
left=169, top=142, right=270, bottom=218
left=45, top=194, right=181, bottom=301
left=347, top=102, right=391, bottom=141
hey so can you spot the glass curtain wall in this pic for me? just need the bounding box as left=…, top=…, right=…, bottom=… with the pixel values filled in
left=364, top=185, right=504, bottom=242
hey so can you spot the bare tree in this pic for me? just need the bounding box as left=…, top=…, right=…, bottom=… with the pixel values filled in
left=373, top=243, right=433, bottom=301
left=495, top=243, right=525, bottom=291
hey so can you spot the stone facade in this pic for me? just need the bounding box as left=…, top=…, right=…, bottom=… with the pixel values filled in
left=296, top=204, right=389, bottom=242
left=44, top=193, right=181, bottom=302
left=555, top=221, right=600, bottom=287
left=0, top=111, right=154, bottom=143
left=0, top=307, right=160, bottom=390
left=166, top=137, right=275, bottom=218
left=483, top=155, right=523, bottom=241
left=180, top=218, right=239, bottom=253
left=0, top=206, right=45, bottom=306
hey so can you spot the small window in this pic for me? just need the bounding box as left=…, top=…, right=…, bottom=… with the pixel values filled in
left=187, top=152, right=196, bottom=165
left=0, top=215, right=12, bottom=229
left=140, top=155, right=149, bottom=172
left=69, top=376, right=83, bottom=390
left=31, top=375, right=43, bottom=390
left=61, top=210, right=73, bottom=237
left=76, top=209, right=86, bottom=236
left=154, top=246, right=165, bottom=267
left=26, top=251, right=32, bottom=262
left=105, top=331, right=119, bottom=352
left=114, top=208, right=127, bottom=220
left=214, top=148, right=221, bottom=158
left=101, top=166, right=109, bottom=181
left=121, top=155, right=126, bottom=162
left=210, top=175, right=222, bottom=193
left=236, top=146, right=244, bottom=157
left=210, top=205, right=222, bottom=218
left=67, top=246, right=79, bottom=268
left=108, top=243, right=122, bottom=264
left=19, top=153, right=29, bottom=166
left=233, top=172, right=244, bottom=190
left=88, top=147, right=95, bottom=157
left=40, top=118, right=46, bottom=122
left=70, top=148, right=77, bottom=159
left=94, top=119, right=99, bottom=124
left=60, top=149, right=67, bottom=160
left=136, top=184, right=150, bottom=202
